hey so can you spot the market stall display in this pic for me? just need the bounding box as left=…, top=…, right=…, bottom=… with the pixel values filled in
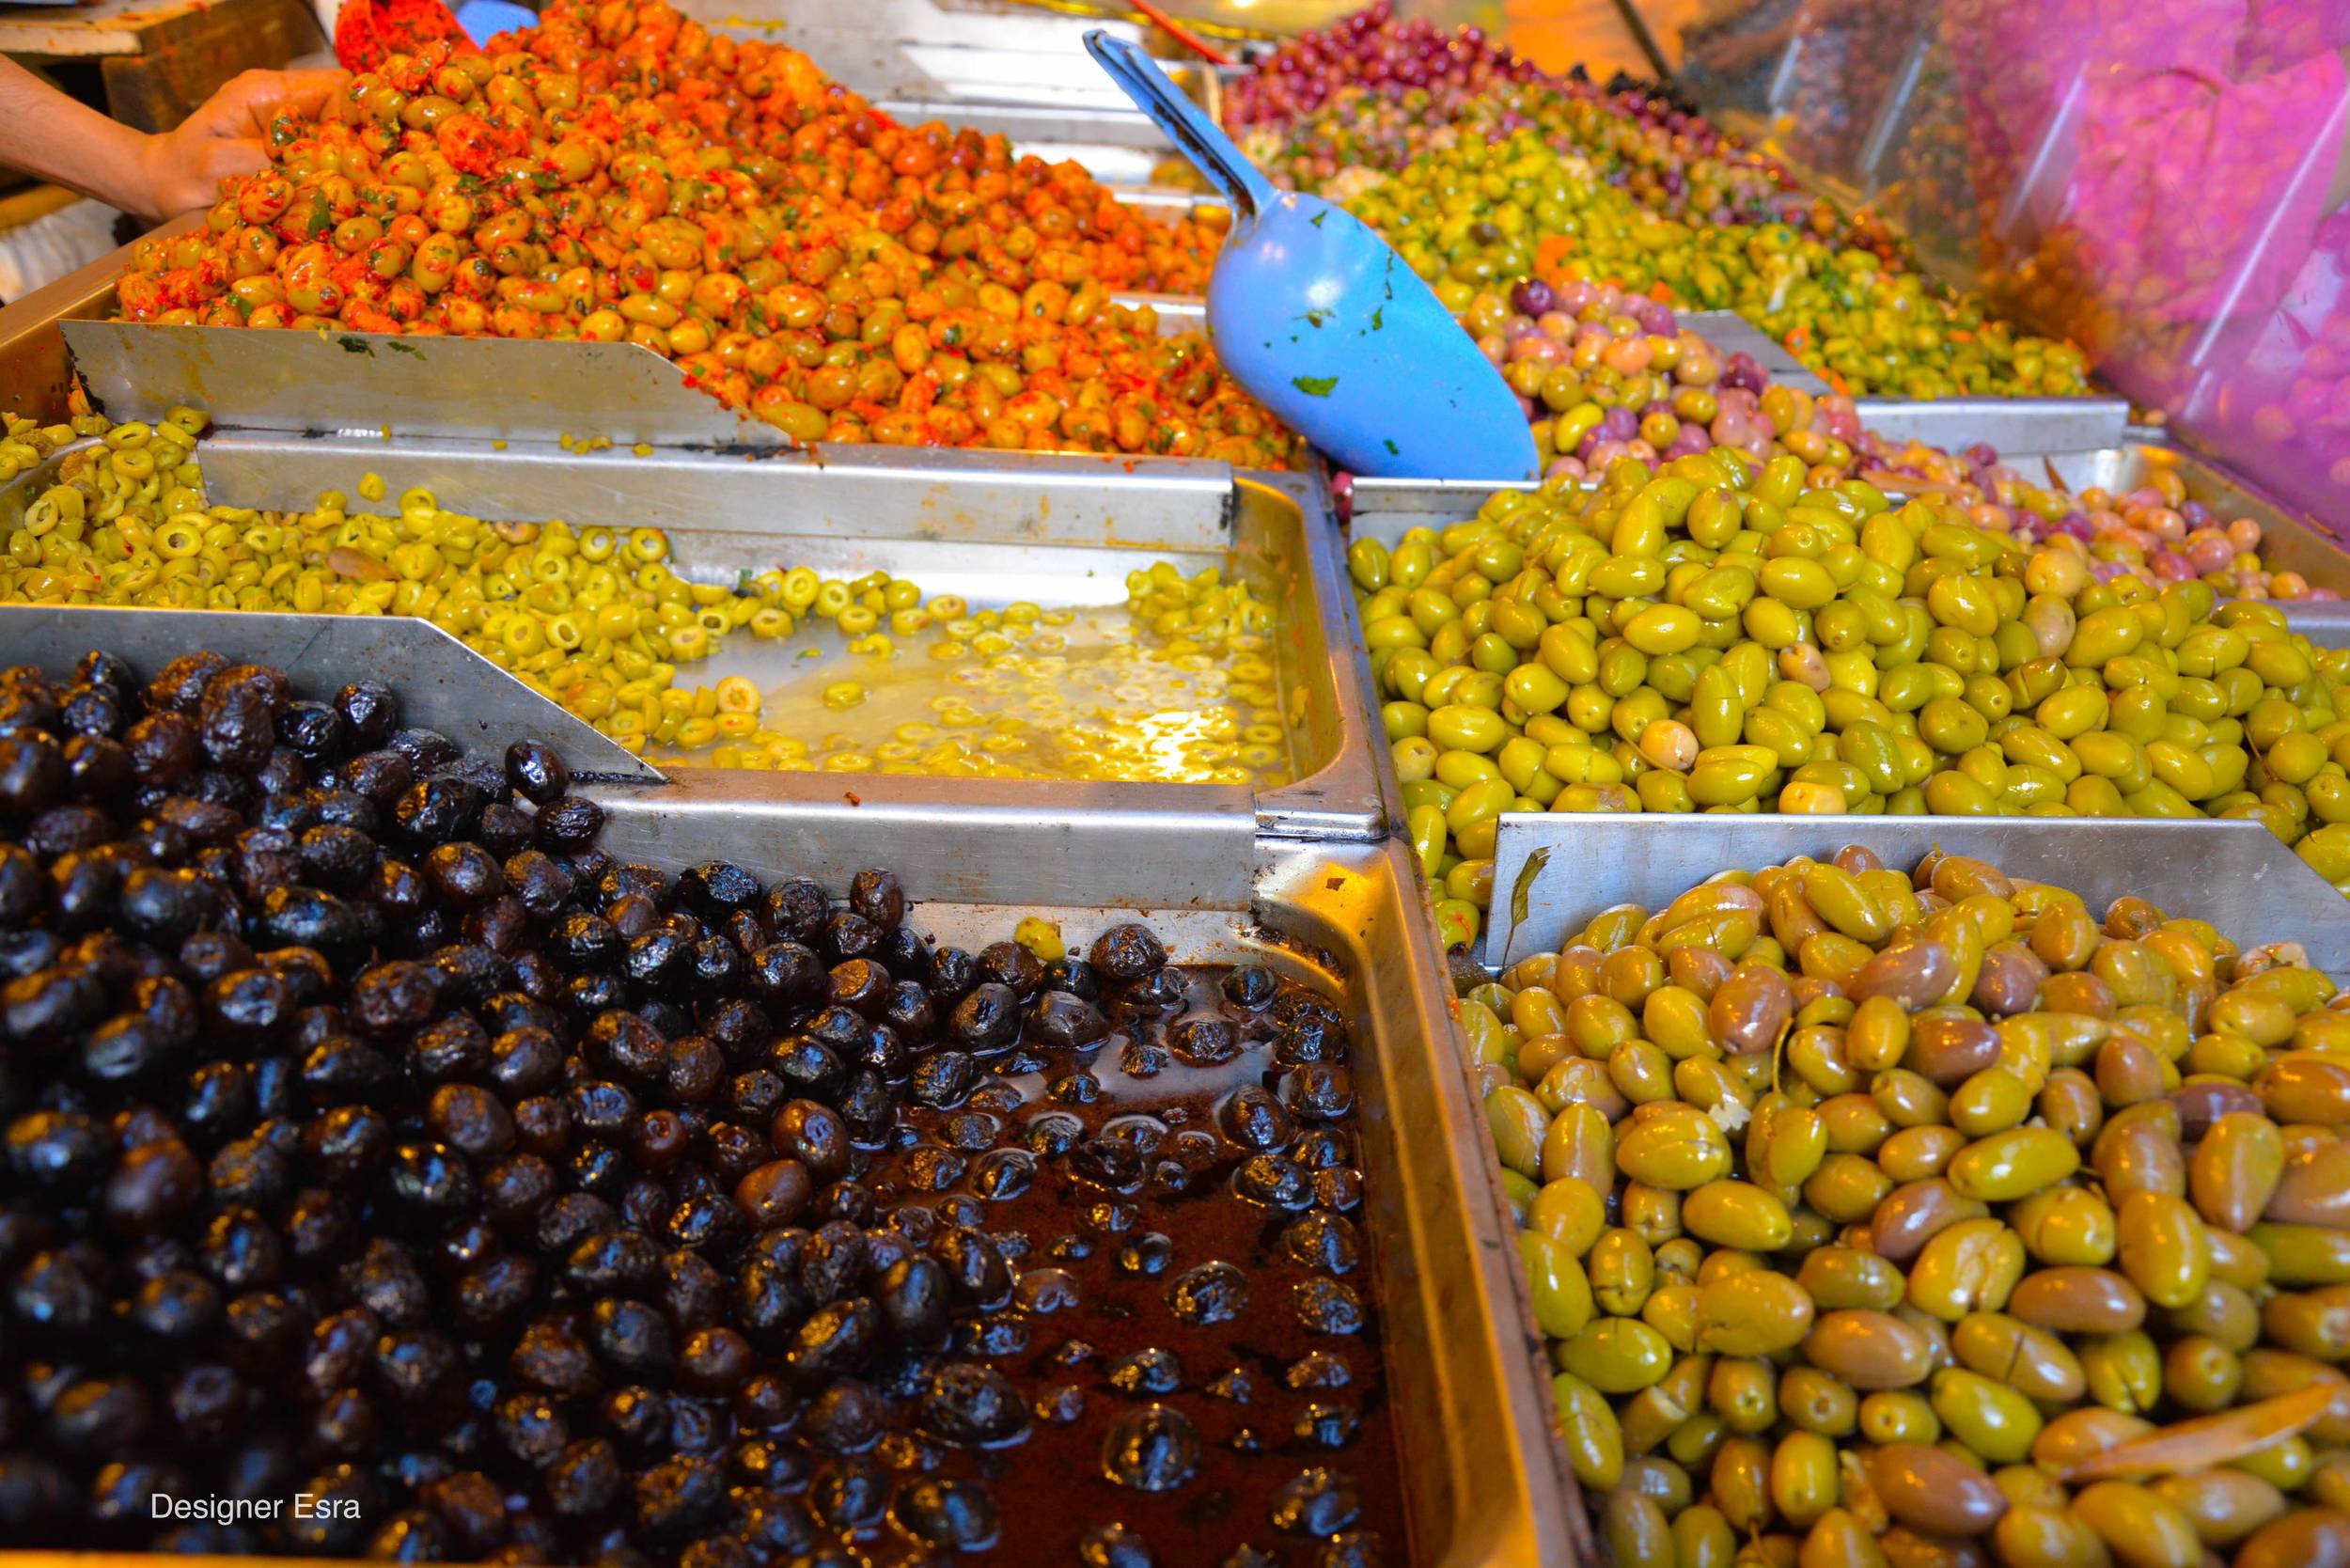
left=0, top=0, right=2346, bottom=1562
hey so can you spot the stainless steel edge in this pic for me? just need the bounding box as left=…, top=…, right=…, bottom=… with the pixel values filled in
left=1482, top=814, right=2350, bottom=973
left=192, top=432, right=1243, bottom=546
left=0, top=602, right=665, bottom=783
left=1244, top=466, right=1391, bottom=841
left=1851, top=394, right=2131, bottom=455
left=62, top=321, right=786, bottom=450
left=585, top=768, right=1260, bottom=908
left=1257, top=838, right=1579, bottom=1568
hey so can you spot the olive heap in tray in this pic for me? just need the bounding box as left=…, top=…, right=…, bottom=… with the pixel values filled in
left=0, top=650, right=1401, bottom=1566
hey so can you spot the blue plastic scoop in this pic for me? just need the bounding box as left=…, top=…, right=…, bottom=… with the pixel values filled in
left=1084, top=31, right=1539, bottom=481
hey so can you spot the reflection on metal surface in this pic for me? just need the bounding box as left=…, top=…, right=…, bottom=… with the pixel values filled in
left=0, top=604, right=665, bottom=782
left=1851, top=393, right=2129, bottom=455
left=1483, top=814, right=2350, bottom=971
left=63, top=321, right=783, bottom=449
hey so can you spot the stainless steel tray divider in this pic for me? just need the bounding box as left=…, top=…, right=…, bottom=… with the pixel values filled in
left=62, top=321, right=784, bottom=451
left=1482, top=814, right=2350, bottom=972
left=0, top=604, right=664, bottom=783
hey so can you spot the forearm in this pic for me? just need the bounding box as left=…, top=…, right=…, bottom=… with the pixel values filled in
left=0, top=57, right=155, bottom=215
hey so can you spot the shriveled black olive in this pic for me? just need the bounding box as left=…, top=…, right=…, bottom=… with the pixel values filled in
left=1090, top=923, right=1167, bottom=982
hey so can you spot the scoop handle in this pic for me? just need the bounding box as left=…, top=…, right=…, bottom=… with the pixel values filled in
left=1084, top=30, right=1274, bottom=217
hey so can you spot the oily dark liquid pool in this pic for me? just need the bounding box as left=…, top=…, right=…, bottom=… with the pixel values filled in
left=841, top=959, right=1409, bottom=1567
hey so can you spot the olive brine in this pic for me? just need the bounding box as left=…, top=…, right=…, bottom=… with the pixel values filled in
left=0, top=649, right=1401, bottom=1566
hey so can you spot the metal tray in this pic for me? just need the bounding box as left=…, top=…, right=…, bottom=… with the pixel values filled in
left=584, top=818, right=1575, bottom=1568
left=0, top=603, right=658, bottom=783
left=668, top=0, right=1217, bottom=111
left=2037, top=442, right=2350, bottom=645
left=1480, top=814, right=2350, bottom=973
left=2, top=434, right=1390, bottom=843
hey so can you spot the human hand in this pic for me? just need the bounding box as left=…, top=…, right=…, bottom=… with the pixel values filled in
left=131, top=67, right=347, bottom=220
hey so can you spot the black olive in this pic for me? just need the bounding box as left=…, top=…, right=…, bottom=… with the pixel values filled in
left=388, top=729, right=460, bottom=774
left=535, top=795, right=604, bottom=855
left=504, top=740, right=569, bottom=805
left=847, top=869, right=904, bottom=929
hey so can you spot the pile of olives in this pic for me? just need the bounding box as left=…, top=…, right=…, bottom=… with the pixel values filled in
left=1347, top=455, right=2350, bottom=949
left=0, top=647, right=1398, bottom=1563
left=1470, top=846, right=2350, bottom=1568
